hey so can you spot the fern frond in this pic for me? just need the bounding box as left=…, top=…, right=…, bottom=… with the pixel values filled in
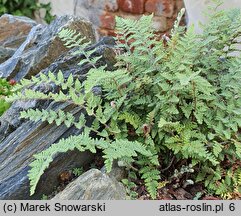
left=28, top=133, right=108, bottom=195
left=212, top=142, right=222, bottom=157
left=20, top=109, right=77, bottom=127
left=84, top=68, right=129, bottom=93
left=58, top=28, right=101, bottom=68
left=115, top=14, right=162, bottom=76
left=237, top=170, right=241, bottom=186
left=103, top=139, right=152, bottom=172
left=140, top=166, right=160, bottom=199
left=58, top=28, right=90, bottom=49
left=233, top=140, right=241, bottom=159
left=118, top=111, right=142, bottom=129
left=170, top=8, right=186, bottom=36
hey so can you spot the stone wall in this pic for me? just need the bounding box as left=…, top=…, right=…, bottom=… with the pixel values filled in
left=40, top=0, right=185, bottom=37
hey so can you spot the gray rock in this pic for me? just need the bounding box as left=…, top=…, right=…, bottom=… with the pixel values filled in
left=0, top=46, right=15, bottom=64
left=0, top=14, right=37, bottom=63
left=0, top=102, right=94, bottom=200
left=75, top=0, right=118, bottom=27
left=101, top=161, right=126, bottom=182
left=0, top=36, right=116, bottom=142
left=0, top=33, right=116, bottom=200
left=0, top=14, right=37, bottom=47
left=0, top=15, right=96, bottom=81
left=52, top=169, right=127, bottom=200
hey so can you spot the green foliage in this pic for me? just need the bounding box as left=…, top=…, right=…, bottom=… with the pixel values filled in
left=25, top=129, right=151, bottom=195
left=72, top=167, right=84, bottom=177
left=41, top=194, right=48, bottom=200
left=0, top=0, right=54, bottom=23
left=121, top=177, right=138, bottom=200
left=0, top=79, right=15, bottom=116
left=7, top=3, right=241, bottom=199
left=58, top=29, right=102, bottom=68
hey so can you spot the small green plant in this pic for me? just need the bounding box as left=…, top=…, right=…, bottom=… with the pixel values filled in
left=72, top=167, right=84, bottom=177
left=0, top=78, right=15, bottom=116
left=122, top=179, right=138, bottom=200
left=193, top=192, right=202, bottom=200
left=41, top=194, right=48, bottom=200
left=122, top=171, right=138, bottom=199
left=0, top=0, right=54, bottom=23
left=7, top=2, right=241, bottom=199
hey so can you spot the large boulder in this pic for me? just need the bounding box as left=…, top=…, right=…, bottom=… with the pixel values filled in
left=0, top=15, right=116, bottom=199
left=0, top=15, right=96, bottom=81
left=52, top=168, right=127, bottom=200
left=0, top=101, right=94, bottom=200
left=0, top=14, right=37, bottom=63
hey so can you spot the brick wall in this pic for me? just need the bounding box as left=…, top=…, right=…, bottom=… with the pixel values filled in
left=85, top=0, right=184, bottom=36
left=40, top=0, right=185, bottom=37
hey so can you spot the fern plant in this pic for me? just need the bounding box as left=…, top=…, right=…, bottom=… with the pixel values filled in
left=0, top=78, right=16, bottom=116
left=7, top=2, right=241, bottom=199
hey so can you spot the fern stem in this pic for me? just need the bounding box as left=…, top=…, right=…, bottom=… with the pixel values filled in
left=90, top=112, right=110, bottom=129
left=129, top=164, right=139, bottom=172
left=160, top=156, right=175, bottom=172
left=192, top=80, right=197, bottom=118
left=85, top=55, right=97, bottom=69
left=112, top=78, right=123, bottom=97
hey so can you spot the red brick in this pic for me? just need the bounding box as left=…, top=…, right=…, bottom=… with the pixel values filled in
left=145, top=0, right=174, bottom=17
left=119, top=13, right=142, bottom=21
left=176, top=0, right=185, bottom=13
left=100, top=12, right=116, bottom=30
left=166, top=18, right=175, bottom=29
left=118, top=0, right=145, bottom=14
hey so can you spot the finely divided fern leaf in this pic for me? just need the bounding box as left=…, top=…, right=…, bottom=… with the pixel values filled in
left=140, top=167, right=160, bottom=199
left=28, top=134, right=104, bottom=195
left=58, top=28, right=101, bottom=68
